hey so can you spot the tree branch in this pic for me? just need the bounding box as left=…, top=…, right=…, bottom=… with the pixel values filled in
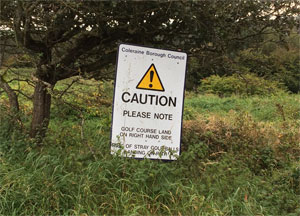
left=13, top=88, right=33, bottom=100
left=14, top=1, right=48, bottom=54
left=0, top=74, right=20, bottom=112
left=59, top=33, right=101, bottom=67
left=230, top=24, right=271, bottom=41
left=80, top=52, right=116, bottom=75
left=57, top=76, right=80, bottom=99
left=56, top=50, right=116, bottom=81
left=47, top=26, right=81, bottom=46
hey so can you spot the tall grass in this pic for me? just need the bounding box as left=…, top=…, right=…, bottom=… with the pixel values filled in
left=0, top=78, right=299, bottom=215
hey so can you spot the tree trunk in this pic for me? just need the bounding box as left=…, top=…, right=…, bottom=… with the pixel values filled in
left=30, top=80, right=52, bottom=139
left=0, top=76, right=20, bottom=113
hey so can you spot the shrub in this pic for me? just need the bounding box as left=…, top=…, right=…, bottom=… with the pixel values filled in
left=181, top=112, right=300, bottom=174
left=198, top=73, right=286, bottom=97
left=236, top=47, right=300, bottom=93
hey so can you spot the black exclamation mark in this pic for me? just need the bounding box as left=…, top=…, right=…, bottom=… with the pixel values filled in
left=149, top=71, right=154, bottom=88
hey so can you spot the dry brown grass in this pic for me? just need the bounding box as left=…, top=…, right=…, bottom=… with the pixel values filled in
left=182, top=112, right=300, bottom=162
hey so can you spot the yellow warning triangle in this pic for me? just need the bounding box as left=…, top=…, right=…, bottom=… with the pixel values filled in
left=136, top=64, right=165, bottom=91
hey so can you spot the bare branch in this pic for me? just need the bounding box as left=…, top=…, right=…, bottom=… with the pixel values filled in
left=57, top=76, right=80, bottom=99
left=12, top=89, right=33, bottom=100
left=0, top=44, right=17, bottom=48
left=7, top=78, right=34, bottom=85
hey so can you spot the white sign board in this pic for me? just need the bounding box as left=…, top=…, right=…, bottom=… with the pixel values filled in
left=111, top=44, right=187, bottom=160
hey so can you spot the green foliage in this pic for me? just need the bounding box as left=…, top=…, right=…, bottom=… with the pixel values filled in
left=273, top=49, right=300, bottom=94
left=1, top=1, right=299, bottom=212
left=184, top=94, right=300, bottom=122
left=198, top=73, right=286, bottom=96
left=187, top=30, right=300, bottom=92
left=1, top=86, right=300, bottom=215
left=236, top=46, right=300, bottom=93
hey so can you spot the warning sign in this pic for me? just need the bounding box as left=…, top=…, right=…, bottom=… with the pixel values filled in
left=136, top=64, right=165, bottom=91
left=111, top=44, right=187, bottom=160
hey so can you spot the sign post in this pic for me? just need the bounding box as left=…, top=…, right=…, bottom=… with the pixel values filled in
left=111, top=44, right=187, bottom=160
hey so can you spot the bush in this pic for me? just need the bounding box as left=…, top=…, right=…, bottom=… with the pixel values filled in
left=1, top=95, right=299, bottom=215
left=236, top=47, right=300, bottom=93
left=181, top=112, right=300, bottom=174
left=198, top=73, right=286, bottom=96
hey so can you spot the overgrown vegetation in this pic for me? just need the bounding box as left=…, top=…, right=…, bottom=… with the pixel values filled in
left=1, top=1, right=299, bottom=214
left=198, top=73, right=286, bottom=96
left=1, top=77, right=299, bottom=215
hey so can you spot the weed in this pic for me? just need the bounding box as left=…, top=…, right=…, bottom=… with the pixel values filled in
left=1, top=78, right=299, bottom=215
